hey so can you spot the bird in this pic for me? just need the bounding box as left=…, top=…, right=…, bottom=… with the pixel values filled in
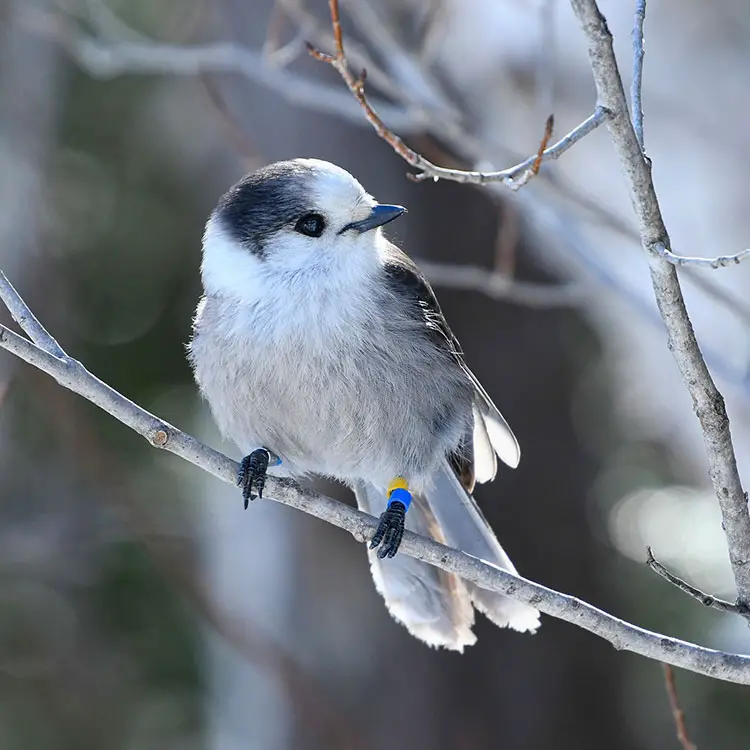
left=188, top=158, right=540, bottom=650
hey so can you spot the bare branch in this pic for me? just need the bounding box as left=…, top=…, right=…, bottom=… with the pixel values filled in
left=653, top=242, right=750, bottom=270
left=278, top=0, right=441, bottom=114
left=662, top=665, right=698, bottom=750
left=569, top=0, right=750, bottom=609
left=22, top=7, right=422, bottom=133
left=505, top=114, right=555, bottom=191
left=339, top=0, right=459, bottom=116
left=1, top=270, right=750, bottom=684
left=199, top=74, right=262, bottom=166
left=631, top=0, right=646, bottom=152
left=646, top=547, right=750, bottom=619
left=308, top=0, right=609, bottom=186
left=418, top=261, right=588, bottom=308
left=0, top=271, right=64, bottom=357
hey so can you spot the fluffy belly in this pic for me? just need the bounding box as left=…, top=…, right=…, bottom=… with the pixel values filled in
left=193, top=329, right=469, bottom=487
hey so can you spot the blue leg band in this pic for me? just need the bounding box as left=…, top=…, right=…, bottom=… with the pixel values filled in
left=388, top=487, right=412, bottom=511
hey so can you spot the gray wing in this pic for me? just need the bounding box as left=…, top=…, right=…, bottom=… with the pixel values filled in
left=381, top=245, right=520, bottom=478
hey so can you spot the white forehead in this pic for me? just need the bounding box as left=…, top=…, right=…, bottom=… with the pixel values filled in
left=297, top=159, right=374, bottom=221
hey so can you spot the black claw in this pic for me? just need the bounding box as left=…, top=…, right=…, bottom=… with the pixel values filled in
left=370, top=501, right=406, bottom=558
left=237, top=448, right=271, bottom=508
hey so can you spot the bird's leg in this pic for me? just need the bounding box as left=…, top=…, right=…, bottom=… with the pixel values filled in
left=237, top=448, right=279, bottom=508
left=370, top=477, right=411, bottom=559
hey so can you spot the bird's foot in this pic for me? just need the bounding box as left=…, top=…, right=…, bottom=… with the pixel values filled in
left=370, top=477, right=412, bottom=559
left=237, top=448, right=273, bottom=508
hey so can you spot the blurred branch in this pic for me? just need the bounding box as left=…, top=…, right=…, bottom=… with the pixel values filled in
left=23, top=7, right=422, bottom=132
left=569, top=0, right=750, bottom=610
left=662, top=665, right=697, bottom=750
left=199, top=74, right=262, bottom=167
left=2, top=269, right=750, bottom=684
left=537, top=0, right=557, bottom=117
left=646, top=547, right=749, bottom=619
left=417, top=261, right=588, bottom=308
left=307, top=0, right=608, bottom=187
left=338, top=0, right=460, bottom=116
left=278, top=0, right=450, bottom=114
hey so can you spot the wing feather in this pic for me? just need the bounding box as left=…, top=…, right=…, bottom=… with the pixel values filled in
left=381, top=244, right=520, bottom=473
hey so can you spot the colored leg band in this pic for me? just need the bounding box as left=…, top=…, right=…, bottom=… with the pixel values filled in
left=388, top=487, right=412, bottom=511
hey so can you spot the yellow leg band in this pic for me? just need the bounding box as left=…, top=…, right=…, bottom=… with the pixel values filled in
left=387, top=476, right=409, bottom=495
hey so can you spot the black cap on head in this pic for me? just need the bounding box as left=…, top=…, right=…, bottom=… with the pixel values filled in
left=214, top=160, right=316, bottom=256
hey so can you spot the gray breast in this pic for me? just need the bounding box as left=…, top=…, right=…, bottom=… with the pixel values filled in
left=190, top=292, right=472, bottom=487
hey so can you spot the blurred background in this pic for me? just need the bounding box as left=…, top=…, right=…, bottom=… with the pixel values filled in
left=1, top=0, right=749, bottom=748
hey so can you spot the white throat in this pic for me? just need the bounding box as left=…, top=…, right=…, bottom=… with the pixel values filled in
left=200, top=217, right=386, bottom=340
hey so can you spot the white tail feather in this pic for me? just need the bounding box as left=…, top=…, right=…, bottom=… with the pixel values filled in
left=354, top=464, right=539, bottom=649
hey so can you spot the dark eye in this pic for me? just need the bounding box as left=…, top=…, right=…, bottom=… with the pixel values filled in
left=294, top=213, right=326, bottom=238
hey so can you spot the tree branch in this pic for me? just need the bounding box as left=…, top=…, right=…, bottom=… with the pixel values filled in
left=652, top=242, right=750, bottom=270
left=38, top=4, right=750, bottom=275
left=1, top=268, right=750, bottom=684
left=568, top=0, right=750, bottom=611
left=307, top=0, right=609, bottom=186
left=21, top=7, right=422, bottom=133
left=662, top=664, right=697, bottom=750
left=646, top=547, right=750, bottom=619
left=631, top=0, right=646, bottom=152
left=417, top=261, right=588, bottom=308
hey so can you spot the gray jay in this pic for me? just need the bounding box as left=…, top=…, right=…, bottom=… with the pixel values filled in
left=189, top=158, right=540, bottom=650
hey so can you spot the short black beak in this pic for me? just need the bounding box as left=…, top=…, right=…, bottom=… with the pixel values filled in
left=341, top=204, right=407, bottom=234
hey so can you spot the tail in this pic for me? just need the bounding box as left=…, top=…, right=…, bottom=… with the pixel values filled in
left=354, top=461, right=539, bottom=651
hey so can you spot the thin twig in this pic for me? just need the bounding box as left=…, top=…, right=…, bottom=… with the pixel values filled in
left=308, top=0, right=608, bottom=186
left=653, top=243, right=750, bottom=270
left=22, top=7, right=421, bottom=132
left=263, top=0, right=287, bottom=60
left=199, top=74, right=262, bottom=166
left=418, top=261, right=587, bottom=308
left=569, top=0, right=750, bottom=610
left=412, top=108, right=608, bottom=186
left=662, top=665, right=697, bottom=750
left=2, top=271, right=750, bottom=684
left=537, top=0, right=557, bottom=117
left=533, top=115, right=556, bottom=175
left=340, top=0, right=458, bottom=116
left=646, top=547, right=749, bottom=618
left=278, top=0, right=441, bottom=114
left=494, top=202, right=521, bottom=278
left=0, top=272, right=64, bottom=357
left=508, top=114, right=555, bottom=191
left=631, top=0, right=646, bottom=152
